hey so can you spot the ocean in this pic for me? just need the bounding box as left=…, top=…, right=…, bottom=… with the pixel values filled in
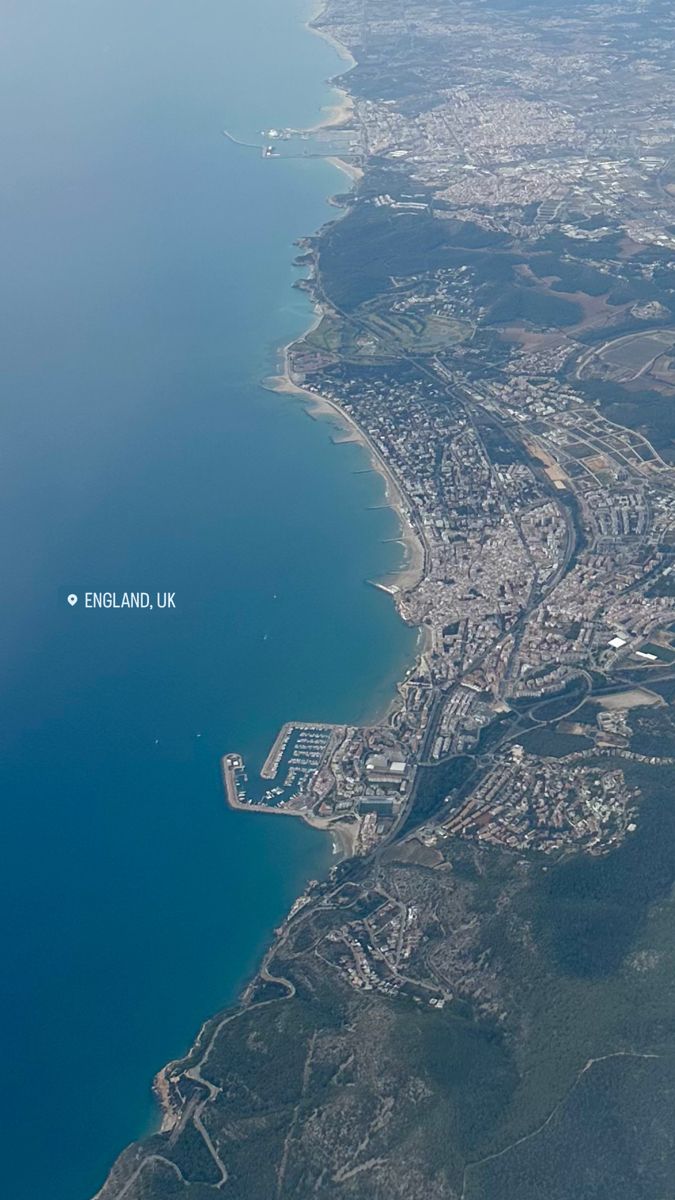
left=0, top=2, right=415, bottom=1198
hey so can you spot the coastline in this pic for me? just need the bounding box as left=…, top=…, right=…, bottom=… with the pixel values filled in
left=263, top=1, right=430, bottom=726
left=221, top=751, right=357, bottom=859
left=272, top=5, right=425, bottom=602
left=305, top=1, right=363, bottom=181
left=326, top=154, right=363, bottom=182
left=224, top=0, right=423, bottom=849
left=79, top=0, right=675, bottom=1193
left=306, top=0, right=357, bottom=73
left=267, top=358, right=427, bottom=597
left=93, top=5, right=421, bottom=1193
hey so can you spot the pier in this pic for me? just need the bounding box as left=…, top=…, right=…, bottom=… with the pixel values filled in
left=221, top=129, right=261, bottom=151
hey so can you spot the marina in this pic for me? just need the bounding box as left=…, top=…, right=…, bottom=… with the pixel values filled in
left=227, top=721, right=346, bottom=813
left=261, top=719, right=343, bottom=779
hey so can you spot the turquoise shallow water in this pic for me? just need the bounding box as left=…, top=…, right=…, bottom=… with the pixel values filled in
left=0, top=3, right=415, bottom=1198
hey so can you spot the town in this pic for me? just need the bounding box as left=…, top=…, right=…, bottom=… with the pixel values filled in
left=223, top=0, right=675, bottom=865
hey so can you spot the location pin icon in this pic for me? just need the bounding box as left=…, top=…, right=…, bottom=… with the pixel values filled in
left=67, top=594, right=78, bottom=606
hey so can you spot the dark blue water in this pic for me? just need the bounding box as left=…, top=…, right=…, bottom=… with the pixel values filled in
left=0, top=3, right=415, bottom=1198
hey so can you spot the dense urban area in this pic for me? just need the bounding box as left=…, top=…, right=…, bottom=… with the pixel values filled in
left=98, top=2, right=675, bottom=1198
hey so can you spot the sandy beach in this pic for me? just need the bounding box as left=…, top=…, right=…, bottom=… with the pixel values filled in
left=270, top=8, right=424, bottom=597
left=270, top=362, right=427, bottom=596
left=262, top=0, right=428, bottom=745
left=306, top=1, right=357, bottom=72
left=307, top=92, right=354, bottom=132
left=223, top=768, right=357, bottom=862
left=304, top=1, right=363, bottom=180
left=326, top=154, right=363, bottom=182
